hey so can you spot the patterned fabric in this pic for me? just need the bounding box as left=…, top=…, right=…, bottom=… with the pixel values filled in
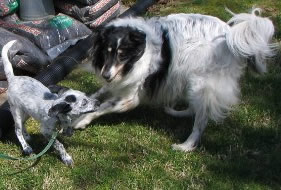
left=90, top=1, right=120, bottom=28
left=54, top=0, right=120, bottom=28
left=0, top=0, right=18, bottom=17
left=0, top=14, right=92, bottom=57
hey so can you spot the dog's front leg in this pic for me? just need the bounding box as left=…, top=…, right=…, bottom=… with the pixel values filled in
left=73, top=96, right=139, bottom=129
left=90, top=86, right=109, bottom=100
left=41, top=123, right=74, bottom=166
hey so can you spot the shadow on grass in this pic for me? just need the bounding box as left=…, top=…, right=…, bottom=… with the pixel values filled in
left=202, top=65, right=281, bottom=188
left=88, top=106, right=194, bottom=142
left=204, top=119, right=281, bottom=188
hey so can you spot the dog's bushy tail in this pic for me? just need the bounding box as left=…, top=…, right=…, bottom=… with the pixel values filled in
left=2, top=40, right=16, bottom=82
left=225, top=8, right=278, bottom=73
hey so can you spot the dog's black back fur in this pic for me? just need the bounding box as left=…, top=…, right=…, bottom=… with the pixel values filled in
left=144, top=29, right=172, bottom=97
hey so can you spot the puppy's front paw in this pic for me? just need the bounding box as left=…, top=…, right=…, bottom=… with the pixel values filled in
left=23, top=146, right=33, bottom=155
left=62, top=155, right=74, bottom=167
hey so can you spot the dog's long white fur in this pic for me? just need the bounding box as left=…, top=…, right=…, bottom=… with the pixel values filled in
left=226, top=9, right=277, bottom=73
left=76, top=9, right=277, bottom=151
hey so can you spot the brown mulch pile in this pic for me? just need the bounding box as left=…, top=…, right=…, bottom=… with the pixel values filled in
left=0, top=88, right=7, bottom=94
left=148, top=0, right=173, bottom=15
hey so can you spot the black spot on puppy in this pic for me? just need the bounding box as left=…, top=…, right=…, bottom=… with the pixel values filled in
left=48, top=102, right=72, bottom=117
left=48, top=85, right=70, bottom=96
left=65, top=95, right=77, bottom=103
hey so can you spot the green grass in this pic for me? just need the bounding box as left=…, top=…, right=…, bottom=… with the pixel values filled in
left=121, top=0, right=136, bottom=6
left=1, top=1, right=281, bottom=189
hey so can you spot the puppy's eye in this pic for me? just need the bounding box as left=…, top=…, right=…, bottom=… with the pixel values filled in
left=107, top=47, right=112, bottom=52
left=117, top=49, right=123, bottom=54
left=81, top=99, right=88, bottom=106
left=65, top=95, right=76, bottom=103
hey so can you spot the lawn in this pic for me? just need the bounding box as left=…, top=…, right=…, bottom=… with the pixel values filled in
left=1, top=0, right=281, bottom=189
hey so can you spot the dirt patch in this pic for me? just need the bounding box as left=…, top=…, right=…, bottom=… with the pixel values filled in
left=0, top=92, right=7, bottom=106
left=148, top=0, right=174, bottom=15
left=0, top=81, right=7, bottom=106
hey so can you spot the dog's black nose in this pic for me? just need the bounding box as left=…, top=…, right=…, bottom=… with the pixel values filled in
left=102, top=72, right=111, bottom=81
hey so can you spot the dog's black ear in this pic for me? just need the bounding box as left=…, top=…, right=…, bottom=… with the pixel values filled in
left=48, top=102, right=72, bottom=117
left=99, top=26, right=115, bottom=40
left=91, top=27, right=104, bottom=55
left=48, top=85, right=69, bottom=96
left=99, top=27, right=107, bottom=40
left=129, top=29, right=146, bottom=43
left=91, top=27, right=106, bottom=70
left=91, top=26, right=105, bottom=41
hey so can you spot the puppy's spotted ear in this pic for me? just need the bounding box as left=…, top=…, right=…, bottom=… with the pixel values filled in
left=48, top=85, right=69, bottom=96
left=48, top=102, right=72, bottom=117
left=129, top=29, right=146, bottom=43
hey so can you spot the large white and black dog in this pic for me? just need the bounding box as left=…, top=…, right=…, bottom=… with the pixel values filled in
left=74, top=9, right=277, bottom=151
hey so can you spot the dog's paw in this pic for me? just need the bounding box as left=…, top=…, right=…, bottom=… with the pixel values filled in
left=73, top=122, right=88, bottom=129
left=72, top=113, right=96, bottom=129
left=62, top=155, right=74, bottom=167
left=23, top=146, right=33, bottom=155
left=172, top=143, right=197, bottom=152
left=73, top=119, right=92, bottom=129
left=62, top=127, right=74, bottom=137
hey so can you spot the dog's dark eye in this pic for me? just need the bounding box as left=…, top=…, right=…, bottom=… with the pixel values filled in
left=81, top=99, right=88, bottom=106
left=118, top=53, right=126, bottom=57
left=117, top=49, right=127, bottom=59
left=65, top=95, right=76, bottom=103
